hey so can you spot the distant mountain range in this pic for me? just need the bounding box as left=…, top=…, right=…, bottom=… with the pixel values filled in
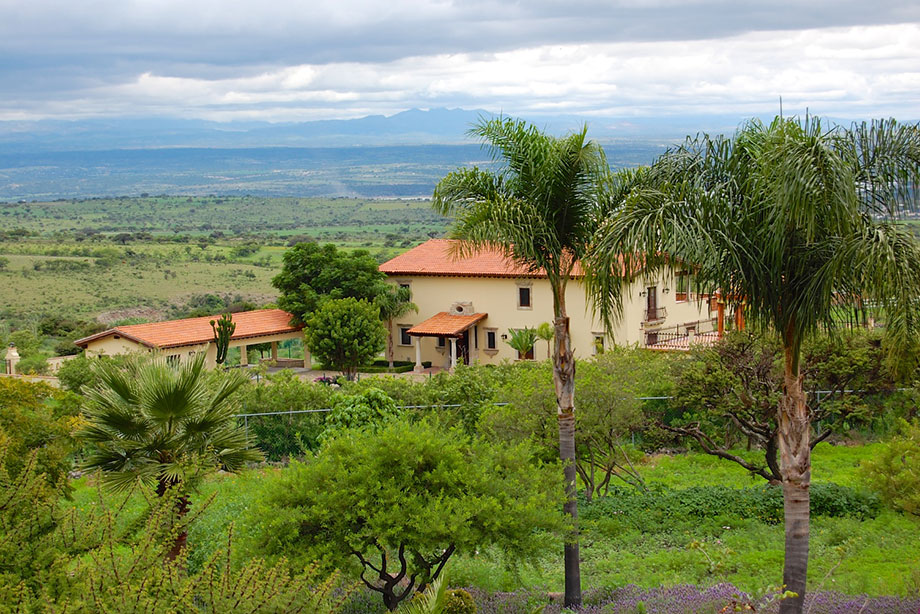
left=0, top=108, right=770, bottom=152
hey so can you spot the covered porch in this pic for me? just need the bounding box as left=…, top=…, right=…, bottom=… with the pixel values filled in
left=407, top=311, right=487, bottom=372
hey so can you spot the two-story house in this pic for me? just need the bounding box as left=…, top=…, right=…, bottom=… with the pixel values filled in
left=378, top=239, right=726, bottom=370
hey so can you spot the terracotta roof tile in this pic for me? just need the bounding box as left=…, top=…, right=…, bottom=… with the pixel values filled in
left=379, top=239, right=585, bottom=278
left=75, top=309, right=302, bottom=350
left=407, top=312, right=488, bottom=337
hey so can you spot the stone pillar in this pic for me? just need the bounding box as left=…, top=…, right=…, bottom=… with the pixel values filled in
left=271, top=341, right=278, bottom=361
left=5, top=344, right=20, bottom=375
left=414, top=336, right=423, bottom=373
left=449, top=338, right=457, bottom=371
left=239, top=344, right=248, bottom=366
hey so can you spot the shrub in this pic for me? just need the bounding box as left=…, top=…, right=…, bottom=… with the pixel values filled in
left=444, top=588, right=477, bottom=614
left=861, top=419, right=920, bottom=516
left=0, top=378, right=80, bottom=493
left=582, top=483, right=880, bottom=526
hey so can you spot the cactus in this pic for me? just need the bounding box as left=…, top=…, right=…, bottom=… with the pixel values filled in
left=210, top=313, right=236, bottom=365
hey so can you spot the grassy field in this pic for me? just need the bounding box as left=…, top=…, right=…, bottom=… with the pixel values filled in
left=0, top=195, right=446, bottom=238
left=0, top=195, right=449, bottom=329
left=65, top=444, right=920, bottom=599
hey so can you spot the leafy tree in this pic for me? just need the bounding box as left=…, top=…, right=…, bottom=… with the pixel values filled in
left=272, top=242, right=387, bottom=324
left=305, top=298, right=387, bottom=381
left=8, top=329, right=41, bottom=357
left=433, top=117, right=610, bottom=607
left=260, top=419, right=562, bottom=611
left=375, top=285, right=418, bottom=369
left=665, top=330, right=894, bottom=483
left=506, top=327, right=538, bottom=360
left=481, top=350, right=669, bottom=500
left=588, top=116, right=920, bottom=613
left=79, top=354, right=262, bottom=558
left=861, top=419, right=920, bottom=517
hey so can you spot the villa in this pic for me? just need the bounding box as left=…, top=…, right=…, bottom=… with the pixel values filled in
left=379, top=239, right=734, bottom=371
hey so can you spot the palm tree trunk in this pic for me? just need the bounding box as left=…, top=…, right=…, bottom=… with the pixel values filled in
left=778, top=344, right=810, bottom=614
left=157, top=477, right=190, bottom=563
left=553, top=314, right=581, bottom=609
left=386, top=320, right=395, bottom=369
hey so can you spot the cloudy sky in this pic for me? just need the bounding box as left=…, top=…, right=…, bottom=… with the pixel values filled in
left=2, top=0, right=919, bottom=123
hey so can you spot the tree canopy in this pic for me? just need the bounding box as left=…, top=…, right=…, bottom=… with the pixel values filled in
left=259, top=419, right=563, bottom=611
left=272, top=242, right=387, bottom=324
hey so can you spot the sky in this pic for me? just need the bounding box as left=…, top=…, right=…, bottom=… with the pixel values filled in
left=2, top=0, right=919, bottom=123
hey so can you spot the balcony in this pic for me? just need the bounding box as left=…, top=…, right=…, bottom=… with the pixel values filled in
left=643, top=306, right=668, bottom=325
left=643, top=317, right=721, bottom=351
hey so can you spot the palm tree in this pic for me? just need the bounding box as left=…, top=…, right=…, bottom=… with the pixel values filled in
left=80, top=353, right=262, bottom=558
left=433, top=116, right=612, bottom=608
left=375, top=285, right=418, bottom=369
left=587, top=116, right=920, bottom=613
left=536, top=322, right=555, bottom=359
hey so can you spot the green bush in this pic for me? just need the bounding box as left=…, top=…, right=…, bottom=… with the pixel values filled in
left=444, top=588, right=477, bottom=614
left=582, top=482, right=881, bottom=526
left=861, top=419, right=920, bottom=516
left=0, top=378, right=80, bottom=493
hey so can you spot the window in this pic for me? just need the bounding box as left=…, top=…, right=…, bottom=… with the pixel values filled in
left=675, top=272, right=691, bottom=302
left=518, top=346, right=535, bottom=360
left=166, top=354, right=180, bottom=366
left=399, top=283, right=410, bottom=290
left=593, top=335, right=605, bottom=355
left=486, top=330, right=497, bottom=350
left=399, top=327, right=412, bottom=346
left=518, top=286, right=532, bottom=309
left=437, top=337, right=446, bottom=348
left=473, top=326, right=479, bottom=349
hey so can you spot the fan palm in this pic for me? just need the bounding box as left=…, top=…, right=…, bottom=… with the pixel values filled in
left=587, top=116, right=920, bottom=613
left=375, top=285, right=418, bottom=369
left=80, top=353, right=262, bottom=557
left=433, top=116, right=612, bottom=607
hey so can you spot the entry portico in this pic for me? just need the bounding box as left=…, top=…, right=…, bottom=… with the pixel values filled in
left=407, top=310, right=487, bottom=371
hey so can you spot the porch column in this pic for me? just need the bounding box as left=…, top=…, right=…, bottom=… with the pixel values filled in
left=5, top=344, right=19, bottom=375
left=717, top=301, right=725, bottom=337
left=239, top=344, right=248, bottom=366
left=449, top=337, right=457, bottom=371
left=271, top=341, right=278, bottom=361
left=413, top=336, right=423, bottom=373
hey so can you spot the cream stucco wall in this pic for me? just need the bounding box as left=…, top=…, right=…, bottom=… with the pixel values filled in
left=84, top=331, right=306, bottom=369
left=387, top=273, right=713, bottom=367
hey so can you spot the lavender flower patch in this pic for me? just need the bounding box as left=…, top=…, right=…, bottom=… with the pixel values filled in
left=340, top=584, right=920, bottom=614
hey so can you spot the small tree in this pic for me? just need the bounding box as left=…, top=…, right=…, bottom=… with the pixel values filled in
left=305, top=298, right=387, bottom=381
left=506, top=327, right=538, bottom=360
left=210, top=312, right=236, bottom=365
left=374, top=285, right=418, bottom=369
left=260, top=419, right=562, bottom=611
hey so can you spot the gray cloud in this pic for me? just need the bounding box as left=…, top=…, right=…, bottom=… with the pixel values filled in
left=0, top=1, right=918, bottom=121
